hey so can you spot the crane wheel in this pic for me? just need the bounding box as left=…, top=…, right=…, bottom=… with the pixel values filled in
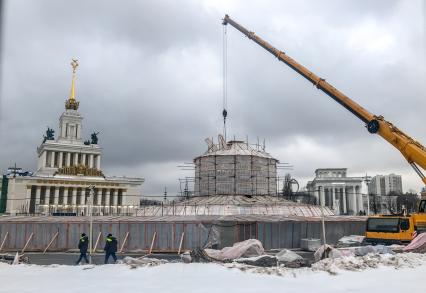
left=367, top=119, right=380, bottom=134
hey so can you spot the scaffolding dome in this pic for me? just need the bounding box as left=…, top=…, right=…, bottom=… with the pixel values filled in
left=194, top=136, right=279, bottom=196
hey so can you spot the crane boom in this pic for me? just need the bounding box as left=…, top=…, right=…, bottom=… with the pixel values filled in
left=223, top=15, right=426, bottom=186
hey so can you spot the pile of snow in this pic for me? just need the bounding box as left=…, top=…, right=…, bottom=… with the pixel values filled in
left=314, top=244, right=396, bottom=262
left=120, top=256, right=168, bottom=268
left=2, top=262, right=426, bottom=293
left=312, top=252, right=426, bottom=274
left=233, top=249, right=309, bottom=268
left=225, top=252, right=426, bottom=277
left=336, top=235, right=365, bottom=248
left=275, top=249, right=303, bottom=263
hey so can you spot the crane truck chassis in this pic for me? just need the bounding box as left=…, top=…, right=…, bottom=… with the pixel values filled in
left=222, top=15, right=426, bottom=244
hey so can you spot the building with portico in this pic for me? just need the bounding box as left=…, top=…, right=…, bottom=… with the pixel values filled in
left=0, top=60, right=144, bottom=215
left=306, top=168, right=366, bottom=215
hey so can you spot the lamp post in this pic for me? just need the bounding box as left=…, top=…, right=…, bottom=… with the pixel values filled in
left=363, top=174, right=371, bottom=215
left=88, top=185, right=95, bottom=264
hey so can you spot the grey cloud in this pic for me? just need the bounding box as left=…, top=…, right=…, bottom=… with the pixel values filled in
left=1, top=0, right=425, bottom=196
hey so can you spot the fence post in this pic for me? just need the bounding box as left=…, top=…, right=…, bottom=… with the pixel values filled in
left=43, top=231, right=59, bottom=254
left=178, top=232, right=185, bottom=254
left=148, top=232, right=156, bottom=254
left=0, top=232, right=9, bottom=252
left=119, top=232, right=130, bottom=253
left=93, top=232, right=102, bottom=252
left=21, top=233, right=34, bottom=254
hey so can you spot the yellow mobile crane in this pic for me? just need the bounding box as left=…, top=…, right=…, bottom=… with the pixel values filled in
left=223, top=15, right=426, bottom=244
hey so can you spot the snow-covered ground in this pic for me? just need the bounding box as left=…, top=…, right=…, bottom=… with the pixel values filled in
left=1, top=257, right=426, bottom=293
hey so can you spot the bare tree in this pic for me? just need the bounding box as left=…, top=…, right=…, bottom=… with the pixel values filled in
left=396, top=193, right=419, bottom=213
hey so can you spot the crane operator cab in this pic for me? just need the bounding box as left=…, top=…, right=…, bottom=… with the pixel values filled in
left=365, top=216, right=414, bottom=245
left=419, top=200, right=426, bottom=213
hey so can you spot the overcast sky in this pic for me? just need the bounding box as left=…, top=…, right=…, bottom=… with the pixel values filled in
left=0, top=0, right=425, bottom=197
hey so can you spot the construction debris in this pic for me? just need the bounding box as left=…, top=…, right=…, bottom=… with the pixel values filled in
left=0, top=253, right=29, bottom=265
left=234, top=255, right=277, bottom=267
left=300, top=238, right=321, bottom=252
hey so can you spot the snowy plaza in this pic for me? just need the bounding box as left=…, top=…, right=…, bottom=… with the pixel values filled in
left=1, top=257, right=426, bottom=293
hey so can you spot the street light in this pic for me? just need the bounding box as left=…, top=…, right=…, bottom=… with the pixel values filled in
left=87, top=185, right=95, bottom=264
left=363, top=174, right=371, bottom=215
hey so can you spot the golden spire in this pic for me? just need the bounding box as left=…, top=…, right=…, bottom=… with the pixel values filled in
left=65, top=59, right=80, bottom=110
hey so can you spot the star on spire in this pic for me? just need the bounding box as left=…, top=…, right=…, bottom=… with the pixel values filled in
left=65, top=59, right=80, bottom=110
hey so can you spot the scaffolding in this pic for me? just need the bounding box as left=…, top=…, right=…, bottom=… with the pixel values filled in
left=194, top=138, right=278, bottom=197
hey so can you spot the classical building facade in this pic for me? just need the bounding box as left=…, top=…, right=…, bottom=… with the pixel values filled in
left=0, top=60, right=144, bottom=215
left=307, top=168, right=366, bottom=215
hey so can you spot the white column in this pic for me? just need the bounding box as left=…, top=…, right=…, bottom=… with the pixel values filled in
left=121, top=190, right=127, bottom=206
left=59, top=152, right=63, bottom=168
left=35, top=186, right=41, bottom=213
left=66, top=152, right=71, bottom=167
left=54, top=187, right=60, bottom=205
left=45, top=187, right=51, bottom=207
left=72, top=188, right=77, bottom=206
left=63, top=188, right=69, bottom=206
left=44, top=152, right=49, bottom=167
left=331, top=187, right=335, bottom=209
left=50, top=151, right=55, bottom=168
left=74, top=153, right=78, bottom=165
left=77, top=125, right=82, bottom=140
left=26, top=188, right=32, bottom=213
left=105, top=190, right=110, bottom=215
left=342, top=187, right=347, bottom=214
left=96, top=155, right=101, bottom=170
left=356, top=185, right=363, bottom=214
left=113, top=190, right=118, bottom=206
left=82, top=154, right=86, bottom=166
left=94, top=188, right=102, bottom=206
left=89, top=154, right=94, bottom=168
left=319, top=186, right=325, bottom=206
left=350, top=186, right=357, bottom=215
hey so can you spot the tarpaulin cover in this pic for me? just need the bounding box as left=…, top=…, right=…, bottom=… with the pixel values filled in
left=204, top=239, right=265, bottom=261
left=403, top=233, right=426, bottom=253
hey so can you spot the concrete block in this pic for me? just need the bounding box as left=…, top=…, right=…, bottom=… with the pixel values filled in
left=301, top=238, right=321, bottom=252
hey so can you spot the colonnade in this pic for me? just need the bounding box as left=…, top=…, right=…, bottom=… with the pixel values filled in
left=317, top=185, right=363, bottom=215
left=27, top=185, right=129, bottom=215
left=43, top=151, right=101, bottom=169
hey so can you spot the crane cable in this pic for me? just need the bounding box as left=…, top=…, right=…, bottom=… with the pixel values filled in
left=222, top=24, right=228, bottom=141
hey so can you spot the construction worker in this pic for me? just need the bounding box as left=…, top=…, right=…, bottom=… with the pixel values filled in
left=104, top=233, right=118, bottom=264
left=76, top=233, right=89, bottom=264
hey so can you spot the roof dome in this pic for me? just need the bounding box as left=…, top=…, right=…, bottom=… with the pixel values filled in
left=196, top=135, right=278, bottom=161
